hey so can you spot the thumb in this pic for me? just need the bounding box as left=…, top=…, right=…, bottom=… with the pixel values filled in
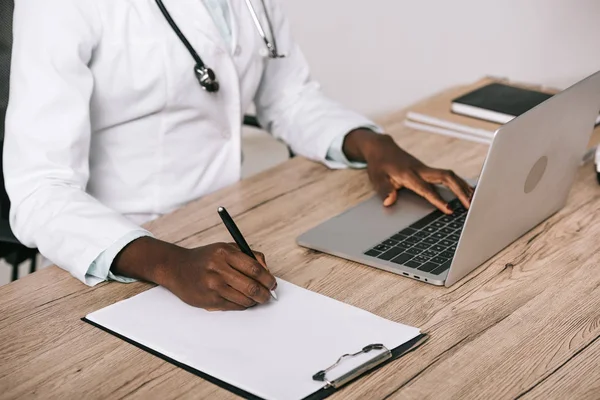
left=374, top=174, right=397, bottom=207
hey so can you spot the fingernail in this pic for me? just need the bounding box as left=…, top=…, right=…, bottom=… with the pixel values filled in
left=383, top=195, right=393, bottom=207
left=446, top=203, right=453, bottom=213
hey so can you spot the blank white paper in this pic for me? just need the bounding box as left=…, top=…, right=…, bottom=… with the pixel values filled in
left=86, top=279, right=421, bottom=400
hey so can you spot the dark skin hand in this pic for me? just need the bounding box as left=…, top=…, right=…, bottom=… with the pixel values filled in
left=342, top=129, right=474, bottom=213
left=111, top=237, right=277, bottom=311
left=112, top=128, right=472, bottom=311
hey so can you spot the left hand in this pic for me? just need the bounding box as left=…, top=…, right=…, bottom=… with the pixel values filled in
left=343, top=129, right=474, bottom=214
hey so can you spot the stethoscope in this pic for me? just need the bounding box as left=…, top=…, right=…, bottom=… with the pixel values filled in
left=154, top=0, right=285, bottom=93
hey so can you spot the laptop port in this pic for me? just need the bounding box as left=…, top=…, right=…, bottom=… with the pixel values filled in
left=414, top=275, right=420, bottom=279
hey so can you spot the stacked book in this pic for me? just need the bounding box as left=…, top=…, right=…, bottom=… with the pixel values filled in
left=404, top=77, right=600, bottom=162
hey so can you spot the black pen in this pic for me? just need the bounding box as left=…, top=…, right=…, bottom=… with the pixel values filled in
left=217, top=206, right=278, bottom=300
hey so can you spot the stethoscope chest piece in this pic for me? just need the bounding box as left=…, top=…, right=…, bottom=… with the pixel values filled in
left=194, top=65, right=219, bottom=93
left=156, top=0, right=282, bottom=94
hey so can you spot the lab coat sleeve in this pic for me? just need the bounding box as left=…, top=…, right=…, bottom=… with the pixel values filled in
left=4, top=0, right=151, bottom=285
left=326, top=133, right=368, bottom=169
left=86, top=230, right=153, bottom=286
left=253, top=0, right=384, bottom=170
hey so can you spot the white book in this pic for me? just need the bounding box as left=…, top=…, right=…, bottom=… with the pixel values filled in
left=450, top=103, right=600, bottom=126
left=404, top=118, right=493, bottom=145
left=84, top=279, right=424, bottom=400
left=405, top=115, right=597, bottom=166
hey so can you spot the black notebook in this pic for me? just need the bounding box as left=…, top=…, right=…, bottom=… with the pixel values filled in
left=451, top=82, right=600, bottom=125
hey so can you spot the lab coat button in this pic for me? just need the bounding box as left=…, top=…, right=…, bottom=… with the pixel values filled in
left=234, top=45, right=242, bottom=56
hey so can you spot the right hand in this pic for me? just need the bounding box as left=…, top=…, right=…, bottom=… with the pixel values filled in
left=111, top=237, right=277, bottom=311
left=164, top=242, right=277, bottom=311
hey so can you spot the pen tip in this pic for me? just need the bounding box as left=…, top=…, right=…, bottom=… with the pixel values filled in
left=217, top=206, right=224, bottom=213
left=271, top=290, right=278, bottom=301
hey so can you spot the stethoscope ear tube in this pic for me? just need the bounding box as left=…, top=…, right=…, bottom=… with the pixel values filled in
left=154, top=0, right=283, bottom=93
left=155, top=0, right=220, bottom=93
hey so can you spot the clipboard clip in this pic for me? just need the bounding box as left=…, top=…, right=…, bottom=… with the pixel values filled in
left=312, top=343, right=392, bottom=389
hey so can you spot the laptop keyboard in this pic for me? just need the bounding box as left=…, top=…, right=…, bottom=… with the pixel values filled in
left=364, top=198, right=467, bottom=275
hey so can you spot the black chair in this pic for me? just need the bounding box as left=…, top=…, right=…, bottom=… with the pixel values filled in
left=1, top=0, right=38, bottom=282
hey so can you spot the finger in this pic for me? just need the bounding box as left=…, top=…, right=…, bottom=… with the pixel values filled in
left=225, top=243, right=272, bottom=282
left=251, top=250, right=277, bottom=289
left=420, top=168, right=471, bottom=209
left=372, top=173, right=397, bottom=207
left=227, top=243, right=268, bottom=270
left=219, top=285, right=257, bottom=309
left=253, top=251, right=267, bottom=269
left=404, top=172, right=452, bottom=214
left=225, top=249, right=277, bottom=291
left=218, top=263, right=271, bottom=304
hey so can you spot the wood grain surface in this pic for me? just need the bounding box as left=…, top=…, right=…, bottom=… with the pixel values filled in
left=1, top=81, right=599, bottom=400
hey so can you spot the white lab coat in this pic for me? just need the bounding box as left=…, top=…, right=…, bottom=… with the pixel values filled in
left=4, top=0, right=378, bottom=283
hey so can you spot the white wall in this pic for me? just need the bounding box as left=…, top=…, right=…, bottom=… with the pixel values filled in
left=281, top=0, right=600, bottom=117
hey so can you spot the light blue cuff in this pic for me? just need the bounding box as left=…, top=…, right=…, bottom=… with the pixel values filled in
left=325, top=125, right=382, bottom=168
left=85, top=230, right=153, bottom=286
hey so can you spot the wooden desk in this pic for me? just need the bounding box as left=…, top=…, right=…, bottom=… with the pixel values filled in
left=2, top=83, right=600, bottom=400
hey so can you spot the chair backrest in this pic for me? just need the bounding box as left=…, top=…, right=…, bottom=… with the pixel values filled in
left=0, top=0, right=14, bottom=218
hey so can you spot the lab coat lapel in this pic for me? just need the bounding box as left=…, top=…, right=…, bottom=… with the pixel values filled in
left=162, top=0, right=230, bottom=54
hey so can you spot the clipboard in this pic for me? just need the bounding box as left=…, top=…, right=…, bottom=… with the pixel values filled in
left=83, top=281, right=426, bottom=400
left=84, top=316, right=427, bottom=400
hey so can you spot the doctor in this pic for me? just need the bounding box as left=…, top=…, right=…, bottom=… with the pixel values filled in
left=5, top=0, right=473, bottom=311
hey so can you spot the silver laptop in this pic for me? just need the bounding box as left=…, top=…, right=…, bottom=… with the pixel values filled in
left=297, top=70, right=600, bottom=287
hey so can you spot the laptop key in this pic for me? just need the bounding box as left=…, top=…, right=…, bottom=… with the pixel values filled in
left=423, top=237, right=438, bottom=245
left=395, top=241, right=412, bottom=250
left=365, top=249, right=381, bottom=257
left=431, top=244, right=445, bottom=252
left=448, top=198, right=461, bottom=207
left=413, top=231, right=428, bottom=238
left=405, top=261, right=422, bottom=269
left=439, top=239, right=454, bottom=247
left=418, top=262, right=439, bottom=272
left=378, top=247, right=403, bottom=261
left=383, top=239, right=398, bottom=246
left=410, top=210, right=444, bottom=230
left=440, top=227, right=454, bottom=235
left=431, top=221, right=445, bottom=228
left=448, top=222, right=462, bottom=230
left=448, top=245, right=457, bottom=252
left=423, top=226, right=437, bottom=234
left=448, top=234, right=460, bottom=242
left=431, top=256, right=449, bottom=264
left=390, top=253, right=413, bottom=265
left=440, top=251, right=454, bottom=258
left=440, top=216, right=453, bottom=223
left=391, top=234, right=408, bottom=241
left=398, top=227, right=417, bottom=236
left=431, top=260, right=452, bottom=275
left=405, top=247, right=423, bottom=255
left=422, top=250, right=437, bottom=258
left=432, top=232, right=446, bottom=240
left=412, top=255, right=429, bottom=264
left=414, top=242, right=430, bottom=250
left=404, top=236, right=420, bottom=244
left=374, top=244, right=390, bottom=252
